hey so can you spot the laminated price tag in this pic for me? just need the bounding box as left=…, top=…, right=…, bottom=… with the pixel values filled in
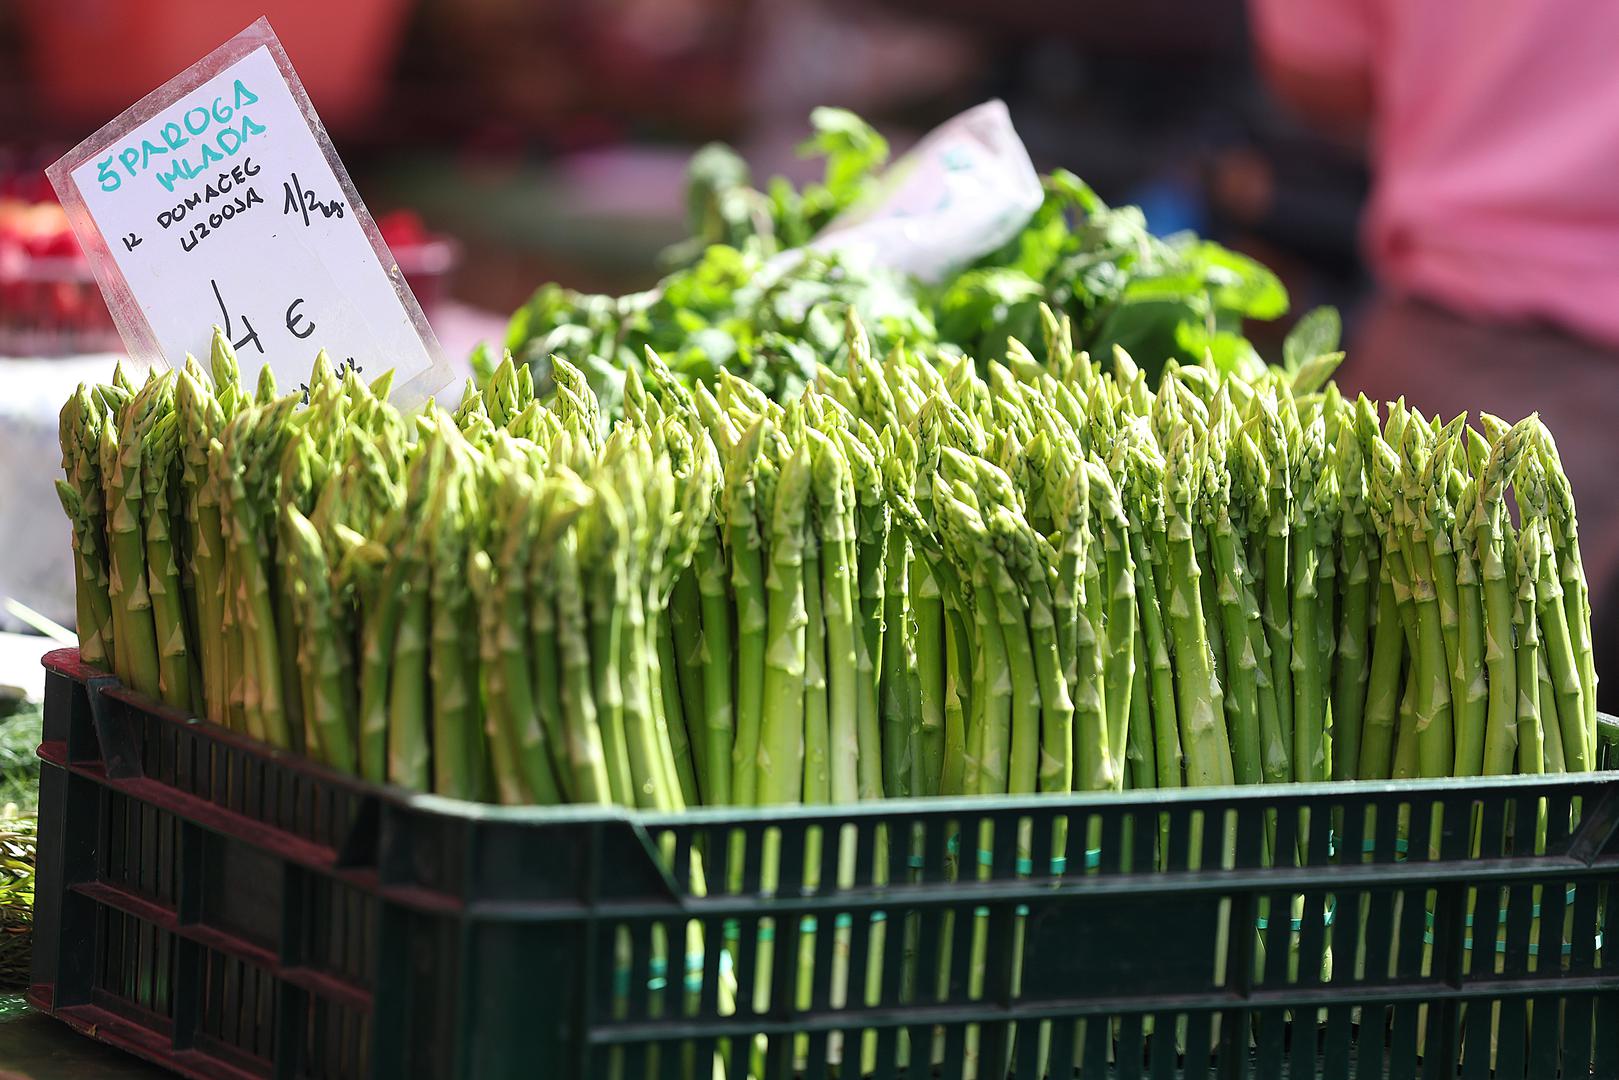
left=47, top=17, right=450, bottom=405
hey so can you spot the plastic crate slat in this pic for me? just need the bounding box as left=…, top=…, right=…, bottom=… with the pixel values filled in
left=1571, top=997, right=1602, bottom=1080
left=1525, top=993, right=1562, bottom=1078
left=70, top=879, right=375, bottom=1020
left=1567, top=785, right=1619, bottom=860
left=53, top=1002, right=263, bottom=1080
left=559, top=851, right=1611, bottom=922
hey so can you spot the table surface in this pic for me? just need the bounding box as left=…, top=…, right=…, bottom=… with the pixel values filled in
left=0, top=995, right=169, bottom=1079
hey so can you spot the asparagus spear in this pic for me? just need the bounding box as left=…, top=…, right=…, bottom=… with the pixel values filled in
left=140, top=411, right=195, bottom=711
left=1163, top=427, right=1233, bottom=787
left=839, top=426, right=888, bottom=800
left=1087, top=459, right=1138, bottom=790
left=1517, top=450, right=1589, bottom=772
left=810, top=429, right=861, bottom=805
left=105, top=376, right=169, bottom=700
left=1537, top=429, right=1598, bottom=765
left=1330, top=420, right=1374, bottom=782
left=1254, top=393, right=1296, bottom=760
left=57, top=387, right=115, bottom=669
left=281, top=507, right=357, bottom=774
left=757, top=442, right=811, bottom=805
left=725, top=419, right=772, bottom=805
left=1511, top=524, right=1546, bottom=776
left=1395, top=412, right=1455, bottom=778
left=1205, top=428, right=1266, bottom=786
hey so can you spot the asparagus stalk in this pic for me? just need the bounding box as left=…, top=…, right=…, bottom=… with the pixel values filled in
left=105, top=377, right=168, bottom=700
left=57, top=387, right=116, bottom=669
left=1163, top=428, right=1234, bottom=787
left=757, top=443, right=811, bottom=805
left=282, top=507, right=358, bottom=774
left=1088, top=459, right=1138, bottom=790
left=810, top=430, right=861, bottom=805
left=1330, top=425, right=1373, bottom=783
left=840, top=427, right=888, bottom=800
left=1396, top=414, right=1455, bottom=778
left=1517, top=451, right=1589, bottom=772
left=726, top=419, right=772, bottom=805
left=1537, top=430, right=1598, bottom=765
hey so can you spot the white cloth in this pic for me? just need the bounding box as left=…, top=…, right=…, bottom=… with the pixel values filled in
left=0, top=353, right=131, bottom=630
left=0, top=631, right=54, bottom=702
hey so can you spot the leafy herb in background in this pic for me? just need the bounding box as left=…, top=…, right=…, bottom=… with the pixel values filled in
left=0, top=700, right=38, bottom=991
left=0, top=807, right=35, bottom=990
left=665, top=105, right=891, bottom=267
left=0, top=701, right=41, bottom=812
left=501, top=110, right=1288, bottom=410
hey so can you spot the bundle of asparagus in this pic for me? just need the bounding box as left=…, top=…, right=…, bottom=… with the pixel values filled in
left=57, top=312, right=1597, bottom=808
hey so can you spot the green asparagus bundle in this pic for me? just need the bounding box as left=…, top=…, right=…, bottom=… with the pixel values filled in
left=57, top=306, right=1602, bottom=812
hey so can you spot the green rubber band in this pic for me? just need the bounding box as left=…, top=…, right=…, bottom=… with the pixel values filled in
left=907, top=854, right=927, bottom=869
left=616, top=950, right=728, bottom=996
left=974, top=849, right=1098, bottom=873
left=1255, top=899, right=1337, bottom=932
left=1424, top=888, right=1582, bottom=930
left=1420, top=931, right=1601, bottom=957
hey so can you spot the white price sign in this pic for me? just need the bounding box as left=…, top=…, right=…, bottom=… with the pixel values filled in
left=47, top=18, right=449, bottom=405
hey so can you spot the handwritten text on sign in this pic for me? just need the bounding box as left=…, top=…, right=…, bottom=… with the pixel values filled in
left=56, top=33, right=444, bottom=398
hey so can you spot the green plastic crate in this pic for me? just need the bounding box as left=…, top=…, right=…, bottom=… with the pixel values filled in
left=26, top=649, right=1619, bottom=1078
